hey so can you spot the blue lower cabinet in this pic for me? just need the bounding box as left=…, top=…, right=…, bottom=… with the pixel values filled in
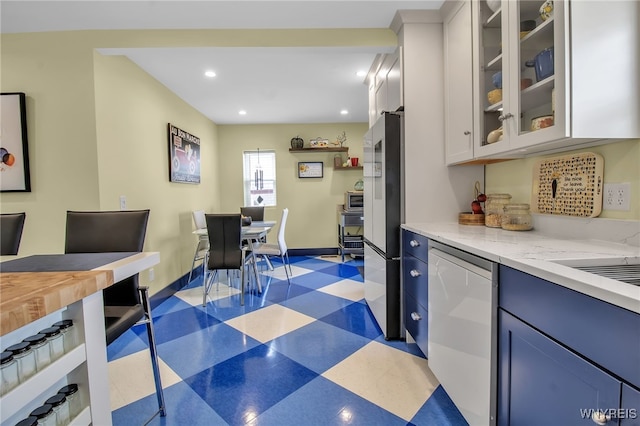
left=499, top=309, right=621, bottom=426
left=622, top=385, right=640, bottom=426
left=404, top=292, right=428, bottom=357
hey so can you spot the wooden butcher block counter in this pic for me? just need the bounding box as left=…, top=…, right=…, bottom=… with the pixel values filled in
left=0, top=270, right=113, bottom=336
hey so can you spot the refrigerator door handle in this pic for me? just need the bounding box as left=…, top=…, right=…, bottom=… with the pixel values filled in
left=364, top=239, right=386, bottom=258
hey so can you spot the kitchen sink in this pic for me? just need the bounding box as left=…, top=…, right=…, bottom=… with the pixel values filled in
left=571, top=264, right=640, bottom=286
left=550, top=258, right=640, bottom=286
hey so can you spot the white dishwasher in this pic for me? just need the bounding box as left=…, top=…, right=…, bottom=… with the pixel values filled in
left=428, top=241, right=497, bottom=426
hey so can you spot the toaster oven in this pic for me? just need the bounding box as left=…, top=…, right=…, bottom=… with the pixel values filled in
left=344, top=191, right=364, bottom=212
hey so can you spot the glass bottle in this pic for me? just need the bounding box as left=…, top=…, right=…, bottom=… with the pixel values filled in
left=58, top=384, right=81, bottom=419
left=6, top=342, right=36, bottom=382
left=484, top=193, right=512, bottom=228
left=29, top=404, right=56, bottom=426
left=501, top=203, right=533, bottom=231
left=38, top=327, right=64, bottom=362
left=1, top=350, right=19, bottom=395
left=22, top=334, right=51, bottom=371
left=51, top=320, right=76, bottom=352
left=44, top=393, right=69, bottom=426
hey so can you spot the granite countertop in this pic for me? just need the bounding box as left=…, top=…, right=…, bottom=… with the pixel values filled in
left=402, top=222, right=640, bottom=314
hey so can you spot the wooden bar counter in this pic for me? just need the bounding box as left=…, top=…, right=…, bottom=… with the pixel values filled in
left=0, top=270, right=113, bottom=336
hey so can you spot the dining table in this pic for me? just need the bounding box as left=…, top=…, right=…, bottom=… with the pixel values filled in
left=193, top=220, right=276, bottom=302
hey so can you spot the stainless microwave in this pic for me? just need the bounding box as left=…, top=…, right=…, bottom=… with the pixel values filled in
left=344, top=191, right=364, bottom=211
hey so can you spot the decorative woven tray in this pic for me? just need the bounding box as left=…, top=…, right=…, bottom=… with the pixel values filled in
left=531, top=152, right=604, bottom=217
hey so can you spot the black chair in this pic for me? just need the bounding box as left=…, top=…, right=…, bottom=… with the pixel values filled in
left=64, top=209, right=166, bottom=418
left=0, top=212, right=26, bottom=255
left=203, top=214, right=256, bottom=306
left=240, top=206, right=264, bottom=222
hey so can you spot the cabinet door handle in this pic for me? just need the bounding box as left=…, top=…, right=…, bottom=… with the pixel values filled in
left=410, top=269, right=421, bottom=277
left=411, top=312, right=422, bottom=321
left=409, top=240, right=420, bottom=247
left=498, top=112, right=514, bottom=122
left=463, top=131, right=471, bottom=135
left=591, top=411, right=610, bottom=425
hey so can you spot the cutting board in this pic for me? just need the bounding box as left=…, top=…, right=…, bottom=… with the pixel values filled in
left=531, top=152, right=604, bottom=217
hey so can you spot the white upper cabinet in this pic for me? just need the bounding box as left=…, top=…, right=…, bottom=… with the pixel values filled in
left=443, top=1, right=475, bottom=164
left=447, top=0, right=639, bottom=164
left=366, top=48, right=403, bottom=127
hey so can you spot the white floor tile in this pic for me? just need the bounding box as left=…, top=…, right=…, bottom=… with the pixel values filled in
left=176, top=282, right=241, bottom=307
left=108, top=350, right=182, bottom=410
left=317, top=279, right=364, bottom=301
left=321, top=341, right=440, bottom=421
left=224, top=304, right=316, bottom=343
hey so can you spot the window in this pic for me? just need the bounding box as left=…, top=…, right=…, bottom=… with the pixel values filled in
left=243, top=150, right=276, bottom=207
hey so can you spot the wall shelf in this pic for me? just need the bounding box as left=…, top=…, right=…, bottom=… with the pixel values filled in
left=334, top=166, right=363, bottom=170
left=289, top=147, right=348, bottom=153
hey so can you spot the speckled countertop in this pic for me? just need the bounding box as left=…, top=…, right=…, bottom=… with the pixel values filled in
left=402, top=222, right=640, bottom=314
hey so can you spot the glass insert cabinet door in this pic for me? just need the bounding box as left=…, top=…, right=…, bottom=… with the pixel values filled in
left=479, top=0, right=565, bottom=155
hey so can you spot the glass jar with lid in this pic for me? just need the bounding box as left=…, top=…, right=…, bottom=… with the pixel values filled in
left=39, top=327, right=64, bottom=362
left=1, top=350, right=19, bottom=395
left=58, top=383, right=81, bottom=419
left=51, top=319, right=76, bottom=352
left=29, top=404, right=56, bottom=426
left=23, top=334, right=51, bottom=371
left=45, top=393, right=70, bottom=426
left=6, top=341, right=36, bottom=382
left=501, top=203, right=533, bottom=231
left=484, top=193, right=512, bottom=228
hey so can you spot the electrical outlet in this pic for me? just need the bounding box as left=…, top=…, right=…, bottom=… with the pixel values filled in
left=148, top=268, right=154, bottom=282
left=119, top=195, right=126, bottom=210
left=603, top=183, right=631, bottom=211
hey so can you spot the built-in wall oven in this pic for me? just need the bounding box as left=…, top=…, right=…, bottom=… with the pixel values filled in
left=428, top=240, right=497, bottom=426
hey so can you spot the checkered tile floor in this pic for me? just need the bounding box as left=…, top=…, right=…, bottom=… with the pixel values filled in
left=107, top=255, right=468, bottom=425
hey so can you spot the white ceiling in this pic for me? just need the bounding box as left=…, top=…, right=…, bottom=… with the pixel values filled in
left=0, top=1, right=445, bottom=124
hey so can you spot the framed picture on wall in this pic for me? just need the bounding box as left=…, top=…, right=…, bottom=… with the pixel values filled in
left=298, top=161, right=323, bottom=178
left=168, top=123, right=201, bottom=184
left=1, top=92, right=31, bottom=192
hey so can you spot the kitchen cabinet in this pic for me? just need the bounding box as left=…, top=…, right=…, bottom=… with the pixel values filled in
left=451, top=0, right=640, bottom=165
left=366, top=48, right=402, bottom=127
left=0, top=292, right=111, bottom=426
left=443, top=0, right=475, bottom=164
left=499, top=265, right=640, bottom=425
left=401, top=229, right=429, bottom=357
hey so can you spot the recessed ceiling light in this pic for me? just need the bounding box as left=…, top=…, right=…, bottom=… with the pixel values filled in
left=340, top=110, right=349, bottom=115
left=239, top=110, right=247, bottom=115
left=356, top=70, right=366, bottom=77
left=204, top=70, right=216, bottom=78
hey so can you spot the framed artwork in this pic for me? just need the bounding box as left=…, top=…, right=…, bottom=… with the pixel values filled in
left=298, top=161, right=323, bottom=178
left=168, top=123, right=200, bottom=184
left=1, top=93, right=31, bottom=192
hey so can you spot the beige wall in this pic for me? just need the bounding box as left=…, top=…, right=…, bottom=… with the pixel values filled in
left=0, top=29, right=382, bottom=294
left=485, top=139, right=640, bottom=220
left=217, top=124, right=366, bottom=249
left=93, top=52, right=220, bottom=292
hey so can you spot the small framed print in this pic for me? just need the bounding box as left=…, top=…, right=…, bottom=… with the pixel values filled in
left=298, top=162, right=323, bottom=178
left=1, top=92, right=31, bottom=192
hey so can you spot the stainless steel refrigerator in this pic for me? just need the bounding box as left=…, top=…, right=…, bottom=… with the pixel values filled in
left=363, top=111, right=403, bottom=340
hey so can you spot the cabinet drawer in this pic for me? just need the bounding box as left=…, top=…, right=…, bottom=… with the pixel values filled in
left=402, top=230, right=429, bottom=262
left=500, top=265, right=640, bottom=388
left=402, top=255, right=428, bottom=311
left=404, top=292, right=428, bottom=357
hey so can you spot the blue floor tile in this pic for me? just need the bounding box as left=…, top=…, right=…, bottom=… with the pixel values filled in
left=318, top=300, right=383, bottom=340
left=410, top=385, right=469, bottom=426
left=184, top=345, right=318, bottom=425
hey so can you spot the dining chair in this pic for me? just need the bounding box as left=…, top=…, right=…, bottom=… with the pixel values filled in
left=64, top=209, right=166, bottom=418
left=203, top=213, right=257, bottom=306
left=240, top=206, right=264, bottom=222
left=253, top=208, right=292, bottom=285
left=0, top=212, right=26, bottom=255
left=188, top=210, right=208, bottom=284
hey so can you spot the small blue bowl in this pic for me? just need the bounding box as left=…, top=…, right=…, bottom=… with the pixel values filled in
left=492, top=71, right=502, bottom=89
